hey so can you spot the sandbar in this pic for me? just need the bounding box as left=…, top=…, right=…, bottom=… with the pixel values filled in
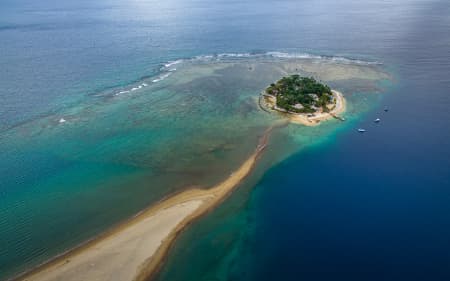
left=17, top=126, right=272, bottom=281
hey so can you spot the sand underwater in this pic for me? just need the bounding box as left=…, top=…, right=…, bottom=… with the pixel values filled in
left=0, top=54, right=390, bottom=279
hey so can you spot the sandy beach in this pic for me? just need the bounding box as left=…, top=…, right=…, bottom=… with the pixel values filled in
left=17, top=127, right=272, bottom=281
left=262, top=90, right=346, bottom=126
left=289, top=90, right=346, bottom=126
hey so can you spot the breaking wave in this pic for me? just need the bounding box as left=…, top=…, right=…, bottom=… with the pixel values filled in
left=114, top=82, right=149, bottom=96
left=158, top=52, right=381, bottom=72
left=115, top=51, right=380, bottom=97
left=2, top=50, right=382, bottom=134
left=151, top=72, right=172, bottom=83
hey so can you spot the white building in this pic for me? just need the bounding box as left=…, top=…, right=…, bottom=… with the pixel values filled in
left=293, top=103, right=304, bottom=110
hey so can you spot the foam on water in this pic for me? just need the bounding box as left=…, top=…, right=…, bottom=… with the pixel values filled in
left=163, top=59, right=184, bottom=68
left=265, top=52, right=382, bottom=65
left=114, top=83, right=149, bottom=96
left=152, top=72, right=172, bottom=83
left=160, top=52, right=381, bottom=71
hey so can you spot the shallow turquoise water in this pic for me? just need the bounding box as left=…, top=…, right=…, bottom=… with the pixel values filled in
left=0, top=54, right=387, bottom=278
left=153, top=82, right=386, bottom=281
left=2, top=0, right=450, bottom=280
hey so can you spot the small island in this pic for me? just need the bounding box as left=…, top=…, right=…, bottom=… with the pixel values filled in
left=261, top=75, right=345, bottom=126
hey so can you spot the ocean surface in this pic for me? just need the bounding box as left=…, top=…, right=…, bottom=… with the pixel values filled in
left=1, top=0, right=450, bottom=280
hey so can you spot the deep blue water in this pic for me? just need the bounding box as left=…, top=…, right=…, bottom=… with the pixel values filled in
left=242, top=2, right=450, bottom=279
left=1, top=0, right=450, bottom=280
left=246, top=127, right=450, bottom=280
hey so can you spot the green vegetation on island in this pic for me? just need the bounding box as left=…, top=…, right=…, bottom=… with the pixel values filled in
left=265, top=75, right=333, bottom=113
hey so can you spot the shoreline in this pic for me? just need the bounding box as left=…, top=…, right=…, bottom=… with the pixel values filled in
left=15, top=125, right=277, bottom=281
left=262, top=90, right=346, bottom=126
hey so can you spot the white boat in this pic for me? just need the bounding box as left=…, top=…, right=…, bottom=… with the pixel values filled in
left=374, top=118, right=380, bottom=123
left=358, top=128, right=366, bottom=133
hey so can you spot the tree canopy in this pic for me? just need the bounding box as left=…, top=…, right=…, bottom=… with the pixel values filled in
left=265, top=75, right=332, bottom=113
